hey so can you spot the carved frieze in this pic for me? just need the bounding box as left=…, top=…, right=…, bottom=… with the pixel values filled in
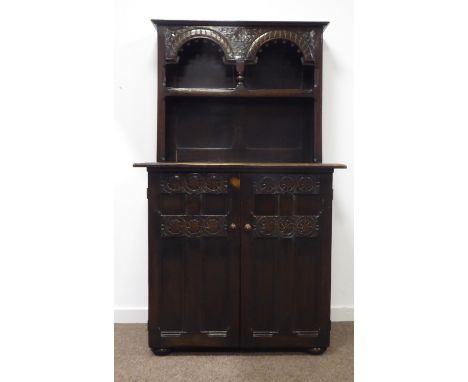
left=200, top=330, right=228, bottom=338
left=254, top=175, right=320, bottom=194
left=162, top=25, right=320, bottom=64
left=160, top=330, right=187, bottom=338
left=254, top=215, right=321, bottom=238
left=161, top=329, right=228, bottom=338
left=252, top=330, right=279, bottom=338
left=160, top=173, right=228, bottom=194
left=161, top=215, right=226, bottom=237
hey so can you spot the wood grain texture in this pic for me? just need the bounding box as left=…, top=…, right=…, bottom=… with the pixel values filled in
left=148, top=171, right=240, bottom=349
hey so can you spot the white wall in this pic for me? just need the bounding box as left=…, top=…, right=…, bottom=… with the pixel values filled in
left=114, top=0, right=354, bottom=322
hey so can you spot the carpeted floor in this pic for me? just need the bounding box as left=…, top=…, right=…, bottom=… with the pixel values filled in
left=115, top=322, right=353, bottom=382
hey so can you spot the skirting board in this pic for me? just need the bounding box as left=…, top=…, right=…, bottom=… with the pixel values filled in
left=114, top=306, right=354, bottom=323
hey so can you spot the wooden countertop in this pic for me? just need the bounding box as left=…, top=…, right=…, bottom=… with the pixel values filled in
left=133, top=162, right=347, bottom=172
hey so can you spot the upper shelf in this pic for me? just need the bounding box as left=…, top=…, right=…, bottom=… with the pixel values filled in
left=165, top=39, right=316, bottom=90
left=165, top=87, right=316, bottom=98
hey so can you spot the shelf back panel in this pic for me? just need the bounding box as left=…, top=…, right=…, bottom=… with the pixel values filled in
left=244, top=42, right=314, bottom=89
left=166, top=97, right=314, bottom=163
left=165, top=40, right=236, bottom=88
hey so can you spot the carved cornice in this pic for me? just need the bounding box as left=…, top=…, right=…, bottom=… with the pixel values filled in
left=161, top=215, right=226, bottom=237
left=254, top=215, right=321, bottom=238
left=160, top=173, right=228, bottom=194
left=254, top=175, right=321, bottom=194
left=163, top=26, right=320, bottom=64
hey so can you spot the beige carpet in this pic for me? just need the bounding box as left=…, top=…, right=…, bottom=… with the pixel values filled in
left=115, top=322, right=353, bottom=382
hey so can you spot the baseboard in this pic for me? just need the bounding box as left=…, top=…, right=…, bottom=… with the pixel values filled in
left=330, top=305, right=354, bottom=321
left=114, top=306, right=354, bottom=323
left=114, top=307, right=148, bottom=323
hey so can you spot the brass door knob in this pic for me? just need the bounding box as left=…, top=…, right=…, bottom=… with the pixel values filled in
left=229, top=223, right=237, bottom=230
left=230, top=176, right=240, bottom=189
left=244, top=223, right=252, bottom=232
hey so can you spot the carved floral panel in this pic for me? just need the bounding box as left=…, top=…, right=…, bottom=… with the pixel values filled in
left=254, top=215, right=321, bottom=238
left=160, top=173, right=228, bottom=194
left=161, top=215, right=227, bottom=237
left=253, top=175, right=320, bottom=194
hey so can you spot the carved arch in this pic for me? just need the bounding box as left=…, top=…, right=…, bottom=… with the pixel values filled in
left=166, top=28, right=235, bottom=63
left=245, top=30, right=315, bottom=64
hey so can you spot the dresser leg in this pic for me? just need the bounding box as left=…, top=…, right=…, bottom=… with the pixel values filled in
left=306, top=347, right=327, bottom=355
left=151, top=348, right=171, bottom=356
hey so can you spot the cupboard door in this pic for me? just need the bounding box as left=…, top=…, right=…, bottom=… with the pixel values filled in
left=240, top=173, right=333, bottom=349
left=148, top=172, right=240, bottom=349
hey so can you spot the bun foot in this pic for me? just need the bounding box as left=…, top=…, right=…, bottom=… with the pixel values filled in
left=151, top=348, right=171, bottom=356
left=306, top=347, right=327, bottom=355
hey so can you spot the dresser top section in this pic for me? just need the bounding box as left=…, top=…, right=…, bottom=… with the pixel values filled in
left=150, top=19, right=337, bottom=165
left=151, top=20, right=330, bottom=28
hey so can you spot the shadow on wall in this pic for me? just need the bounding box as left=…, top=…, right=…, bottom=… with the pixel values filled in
left=115, top=35, right=158, bottom=160
left=323, top=41, right=345, bottom=162
left=322, top=41, right=354, bottom=314
left=114, top=34, right=159, bottom=311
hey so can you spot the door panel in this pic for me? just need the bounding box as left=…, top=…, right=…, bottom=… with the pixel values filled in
left=148, top=172, right=240, bottom=348
left=240, top=173, right=333, bottom=348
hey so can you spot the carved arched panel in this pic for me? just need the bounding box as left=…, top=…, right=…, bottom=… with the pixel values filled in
left=245, top=30, right=315, bottom=64
left=165, top=38, right=236, bottom=88
left=162, top=26, right=321, bottom=64
left=243, top=41, right=314, bottom=89
left=165, top=28, right=235, bottom=62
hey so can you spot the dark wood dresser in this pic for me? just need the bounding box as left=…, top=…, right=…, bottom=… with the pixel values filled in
left=134, top=20, right=346, bottom=355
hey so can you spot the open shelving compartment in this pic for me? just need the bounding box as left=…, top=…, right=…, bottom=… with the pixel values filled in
left=159, top=32, right=323, bottom=163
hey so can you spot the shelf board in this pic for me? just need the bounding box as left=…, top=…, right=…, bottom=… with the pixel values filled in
left=133, top=162, right=347, bottom=172
left=165, top=87, right=316, bottom=98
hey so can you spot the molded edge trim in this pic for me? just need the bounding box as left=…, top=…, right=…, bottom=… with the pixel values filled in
left=133, top=162, right=347, bottom=170
left=151, top=20, right=330, bottom=29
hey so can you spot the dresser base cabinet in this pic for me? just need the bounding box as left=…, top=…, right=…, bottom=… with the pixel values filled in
left=140, top=164, right=341, bottom=354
